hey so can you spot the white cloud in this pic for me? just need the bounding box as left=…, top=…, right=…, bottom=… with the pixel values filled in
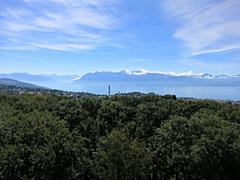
left=178, top=58, right=240, bottom=75
left=4, top=8, right=32, bottom=19
left=0, top=0, right=121, bottom=51
left=5, top=22, right=39, bottom=32
left=162, top=0, right=240, bottom=55
left=130, top=68, right=200, bottom=76
left=30, top=43, right=95, bottom=51
left=192, top=44, right=240, bottom=56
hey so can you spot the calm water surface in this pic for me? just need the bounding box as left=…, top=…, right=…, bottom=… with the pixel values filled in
left=41, top=81, right=240, bottom=101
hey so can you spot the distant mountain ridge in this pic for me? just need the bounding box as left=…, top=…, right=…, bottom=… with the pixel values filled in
left=0, top=78, right=47, bottom=89
left=75, top=70, right=240, bottom=86
left=0, top=73, right=80, bottom=89
left=1, top=71, right=240, bottom=88
left=0, top=73, right=80, bottom=83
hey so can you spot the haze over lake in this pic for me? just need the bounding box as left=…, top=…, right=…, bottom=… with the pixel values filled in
left=1, top=71, right=240, bottom=101
left=36, top=81, right=239, bottom=101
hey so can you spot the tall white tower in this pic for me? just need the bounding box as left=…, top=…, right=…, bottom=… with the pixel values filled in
left=108, top=85, right=111, bottom=97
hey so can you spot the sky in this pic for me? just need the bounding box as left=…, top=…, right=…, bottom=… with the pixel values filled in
left=0, top=0, right=240, bottom=75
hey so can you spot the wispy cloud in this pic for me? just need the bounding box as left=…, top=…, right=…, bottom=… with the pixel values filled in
left=178, top=58, right=240, bottom=75
left=30, top=43, right=95, bottom=51
left=161, top=0, right=240, bottom=56
left=192, top=44, right=240, bottom=56
left=0, top=0, right=122, bottom=51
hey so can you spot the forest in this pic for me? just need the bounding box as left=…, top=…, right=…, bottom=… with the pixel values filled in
left=0, top=93, right=240, bottom=180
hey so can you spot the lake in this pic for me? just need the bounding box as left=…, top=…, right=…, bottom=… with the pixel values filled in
left=40, top=81, right=240, bottom=101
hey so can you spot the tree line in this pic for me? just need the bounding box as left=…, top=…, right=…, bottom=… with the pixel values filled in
left=0, top=93, right=240, bottom=179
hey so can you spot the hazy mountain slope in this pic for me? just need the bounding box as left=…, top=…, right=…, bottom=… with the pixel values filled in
left=0, top=73, right=79, bottom=83
left=0, top=78, right=47, bottom=89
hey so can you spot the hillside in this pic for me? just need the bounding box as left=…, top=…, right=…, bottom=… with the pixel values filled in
left=0, top=78, right=99, bottom=97
left=0, top=73, right=79, bottom=83
left=0, top=78, right=47, bottom=89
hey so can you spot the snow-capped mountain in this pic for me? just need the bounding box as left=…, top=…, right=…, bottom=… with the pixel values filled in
left=1, top=71, right=239, bottom=89
left=75, top=70, right=240, bottom=86
left=195, top=73, right=214, bottom=79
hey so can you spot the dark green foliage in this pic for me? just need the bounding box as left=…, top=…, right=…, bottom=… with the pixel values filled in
left=96, top=129, right=150, bottom=180
left=151, top=115, right=240, bottom=179
left=0, top=93, right=240, bottom=179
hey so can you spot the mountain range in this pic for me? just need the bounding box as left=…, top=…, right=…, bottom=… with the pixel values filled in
left=1, top=71, right=240, bottom=88
left=75, top=71, right=240, bottom=86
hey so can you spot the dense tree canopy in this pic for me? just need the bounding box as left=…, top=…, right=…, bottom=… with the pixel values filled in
left=0, top=93, right=240, bottom=179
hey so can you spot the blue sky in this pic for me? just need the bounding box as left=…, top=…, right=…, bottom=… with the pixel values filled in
left=0, top=0, right=240, bottom=75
